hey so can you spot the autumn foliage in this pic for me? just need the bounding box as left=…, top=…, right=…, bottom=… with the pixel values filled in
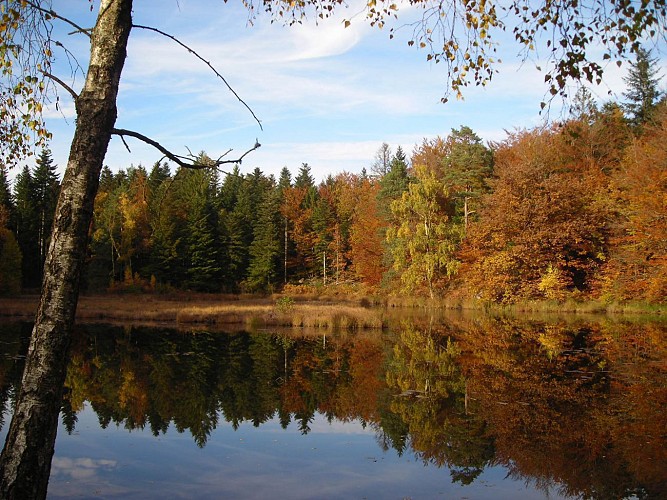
left=3, top=105, right=666, bottom=304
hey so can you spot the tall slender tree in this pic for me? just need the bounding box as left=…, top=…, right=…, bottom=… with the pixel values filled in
left=246, top=186, right=282, bottom=292
left=12, top=166, right=38, bottom=288
left=441, top=126, right=493, bottom=232
left=0, top=166, right=13, bottom=218
left=32, top=149, right=60, bottom=277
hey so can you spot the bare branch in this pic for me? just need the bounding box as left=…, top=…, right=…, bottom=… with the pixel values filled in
left=132, top=24, right=263, bottom=131
left=111, top=128, right=261, bottom=169
left=40, top=70, right=78, bottom=100
left=24, top=0, right=92, bottom=38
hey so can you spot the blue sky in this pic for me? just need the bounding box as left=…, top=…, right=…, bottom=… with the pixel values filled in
left=33, top=1, right=665, bottom=182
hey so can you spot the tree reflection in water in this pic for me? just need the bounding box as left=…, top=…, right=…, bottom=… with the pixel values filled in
left=0, top=317, right=665, bottom=498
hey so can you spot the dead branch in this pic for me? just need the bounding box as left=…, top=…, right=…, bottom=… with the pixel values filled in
left=132, top=24, right=263, bottom=131
left=111, top=127, right=261, bottom=169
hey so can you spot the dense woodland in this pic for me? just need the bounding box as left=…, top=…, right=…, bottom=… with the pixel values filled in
left=0, top=53, right=665, bottom=304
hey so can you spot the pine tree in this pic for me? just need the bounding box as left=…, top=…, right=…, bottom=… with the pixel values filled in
left=623, top=48, right=664, bottom=129
left=441, top=126, right=493, bottom=232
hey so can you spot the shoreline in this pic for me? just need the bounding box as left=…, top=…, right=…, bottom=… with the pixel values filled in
left=0, top=293, right=664, bottom=330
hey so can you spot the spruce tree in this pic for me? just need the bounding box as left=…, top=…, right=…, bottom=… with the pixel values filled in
left=246, top=188, right=281, bottom=292
left=622, top=48, right=664, bottom=129
left=277, top=166, right=291, bottom=193
left=176, top=167, right=221, bottom=291
left=187, top=200, right=221, bottom=291
left=32, top=148, right=60, bottom=276
left=0, top=166, right=13, bottom=222
left=294, top=163, right=318, bottom=211
left=99, top=165, right=116, bottom=192
left=148, top=161, right=171, bottom=194
left=225, top=168, right=274, bottom=290
left=294, top=163, right=315, bottom=189
left=13, top=165, right=39, bottom=288
left=378, top=148, right=410, bottom=210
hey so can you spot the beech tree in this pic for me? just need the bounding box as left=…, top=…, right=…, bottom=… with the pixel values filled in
left=1, top=0, right=666, bottom=497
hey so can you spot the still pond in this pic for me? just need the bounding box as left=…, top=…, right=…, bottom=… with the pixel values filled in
left=0, top=314, right=665, bottom=499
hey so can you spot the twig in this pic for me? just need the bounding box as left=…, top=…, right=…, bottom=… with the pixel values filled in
left=132, top=24, right=263, bottom=131
left=111, top=128, right=261, bottom=169
left=40, top=70, right=78, bottom=100
left=25, top=0, right=92, bottom=38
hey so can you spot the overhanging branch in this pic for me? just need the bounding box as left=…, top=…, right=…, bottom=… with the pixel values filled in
left=132, top=24, right=263, bottom=131
left=25, top=0, right=92, bottom=37
left=112, top=128, right=261, bottom=169
left=41, top=70, right=78, bottom=100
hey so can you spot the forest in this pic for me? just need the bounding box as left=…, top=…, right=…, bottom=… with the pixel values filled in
left=0, top=53, right=665, bottom=305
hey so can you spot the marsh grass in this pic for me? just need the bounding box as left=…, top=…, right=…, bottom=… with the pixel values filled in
left=0, top=291, right=662, bottom=330
left=0, top=294, right=389, bottom=331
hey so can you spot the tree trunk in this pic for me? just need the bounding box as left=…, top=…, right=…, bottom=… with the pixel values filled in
left=0, top=2, right=132, bottom=498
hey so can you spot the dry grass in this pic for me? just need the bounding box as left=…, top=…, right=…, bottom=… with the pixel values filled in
left=0, top=293, right=388, bottom=330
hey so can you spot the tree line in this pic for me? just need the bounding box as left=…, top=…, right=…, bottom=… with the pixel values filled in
left=0, top=52, right=665, bottom=303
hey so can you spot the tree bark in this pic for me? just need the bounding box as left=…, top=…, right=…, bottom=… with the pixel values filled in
left=0, top=1, right=132, bottom=498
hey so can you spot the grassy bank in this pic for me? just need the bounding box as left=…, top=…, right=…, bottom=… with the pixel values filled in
left=0, top=292, right=663, bottom=331
left=0, top=294, right=389, bottom=331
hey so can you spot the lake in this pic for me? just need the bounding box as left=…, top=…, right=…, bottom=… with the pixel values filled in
left=0, top=315, right=665, bottom=499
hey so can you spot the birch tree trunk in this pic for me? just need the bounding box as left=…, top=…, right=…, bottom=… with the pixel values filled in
left=0, top=1, right=132, bottom=498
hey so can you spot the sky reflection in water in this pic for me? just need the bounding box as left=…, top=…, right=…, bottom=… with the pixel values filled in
left=46, top=407, right=551, bottom=500
left=0, top=318, right=664, bottom=499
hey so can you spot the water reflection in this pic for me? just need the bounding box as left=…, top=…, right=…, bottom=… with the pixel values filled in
left=0, top=317, right=665, bottom=498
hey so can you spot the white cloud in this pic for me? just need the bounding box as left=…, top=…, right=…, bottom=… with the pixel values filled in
left=51, top=456, right=117, bottom=481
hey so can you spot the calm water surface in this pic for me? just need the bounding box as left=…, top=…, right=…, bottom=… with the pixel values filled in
left=0, top=315, right=665, bottom=499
